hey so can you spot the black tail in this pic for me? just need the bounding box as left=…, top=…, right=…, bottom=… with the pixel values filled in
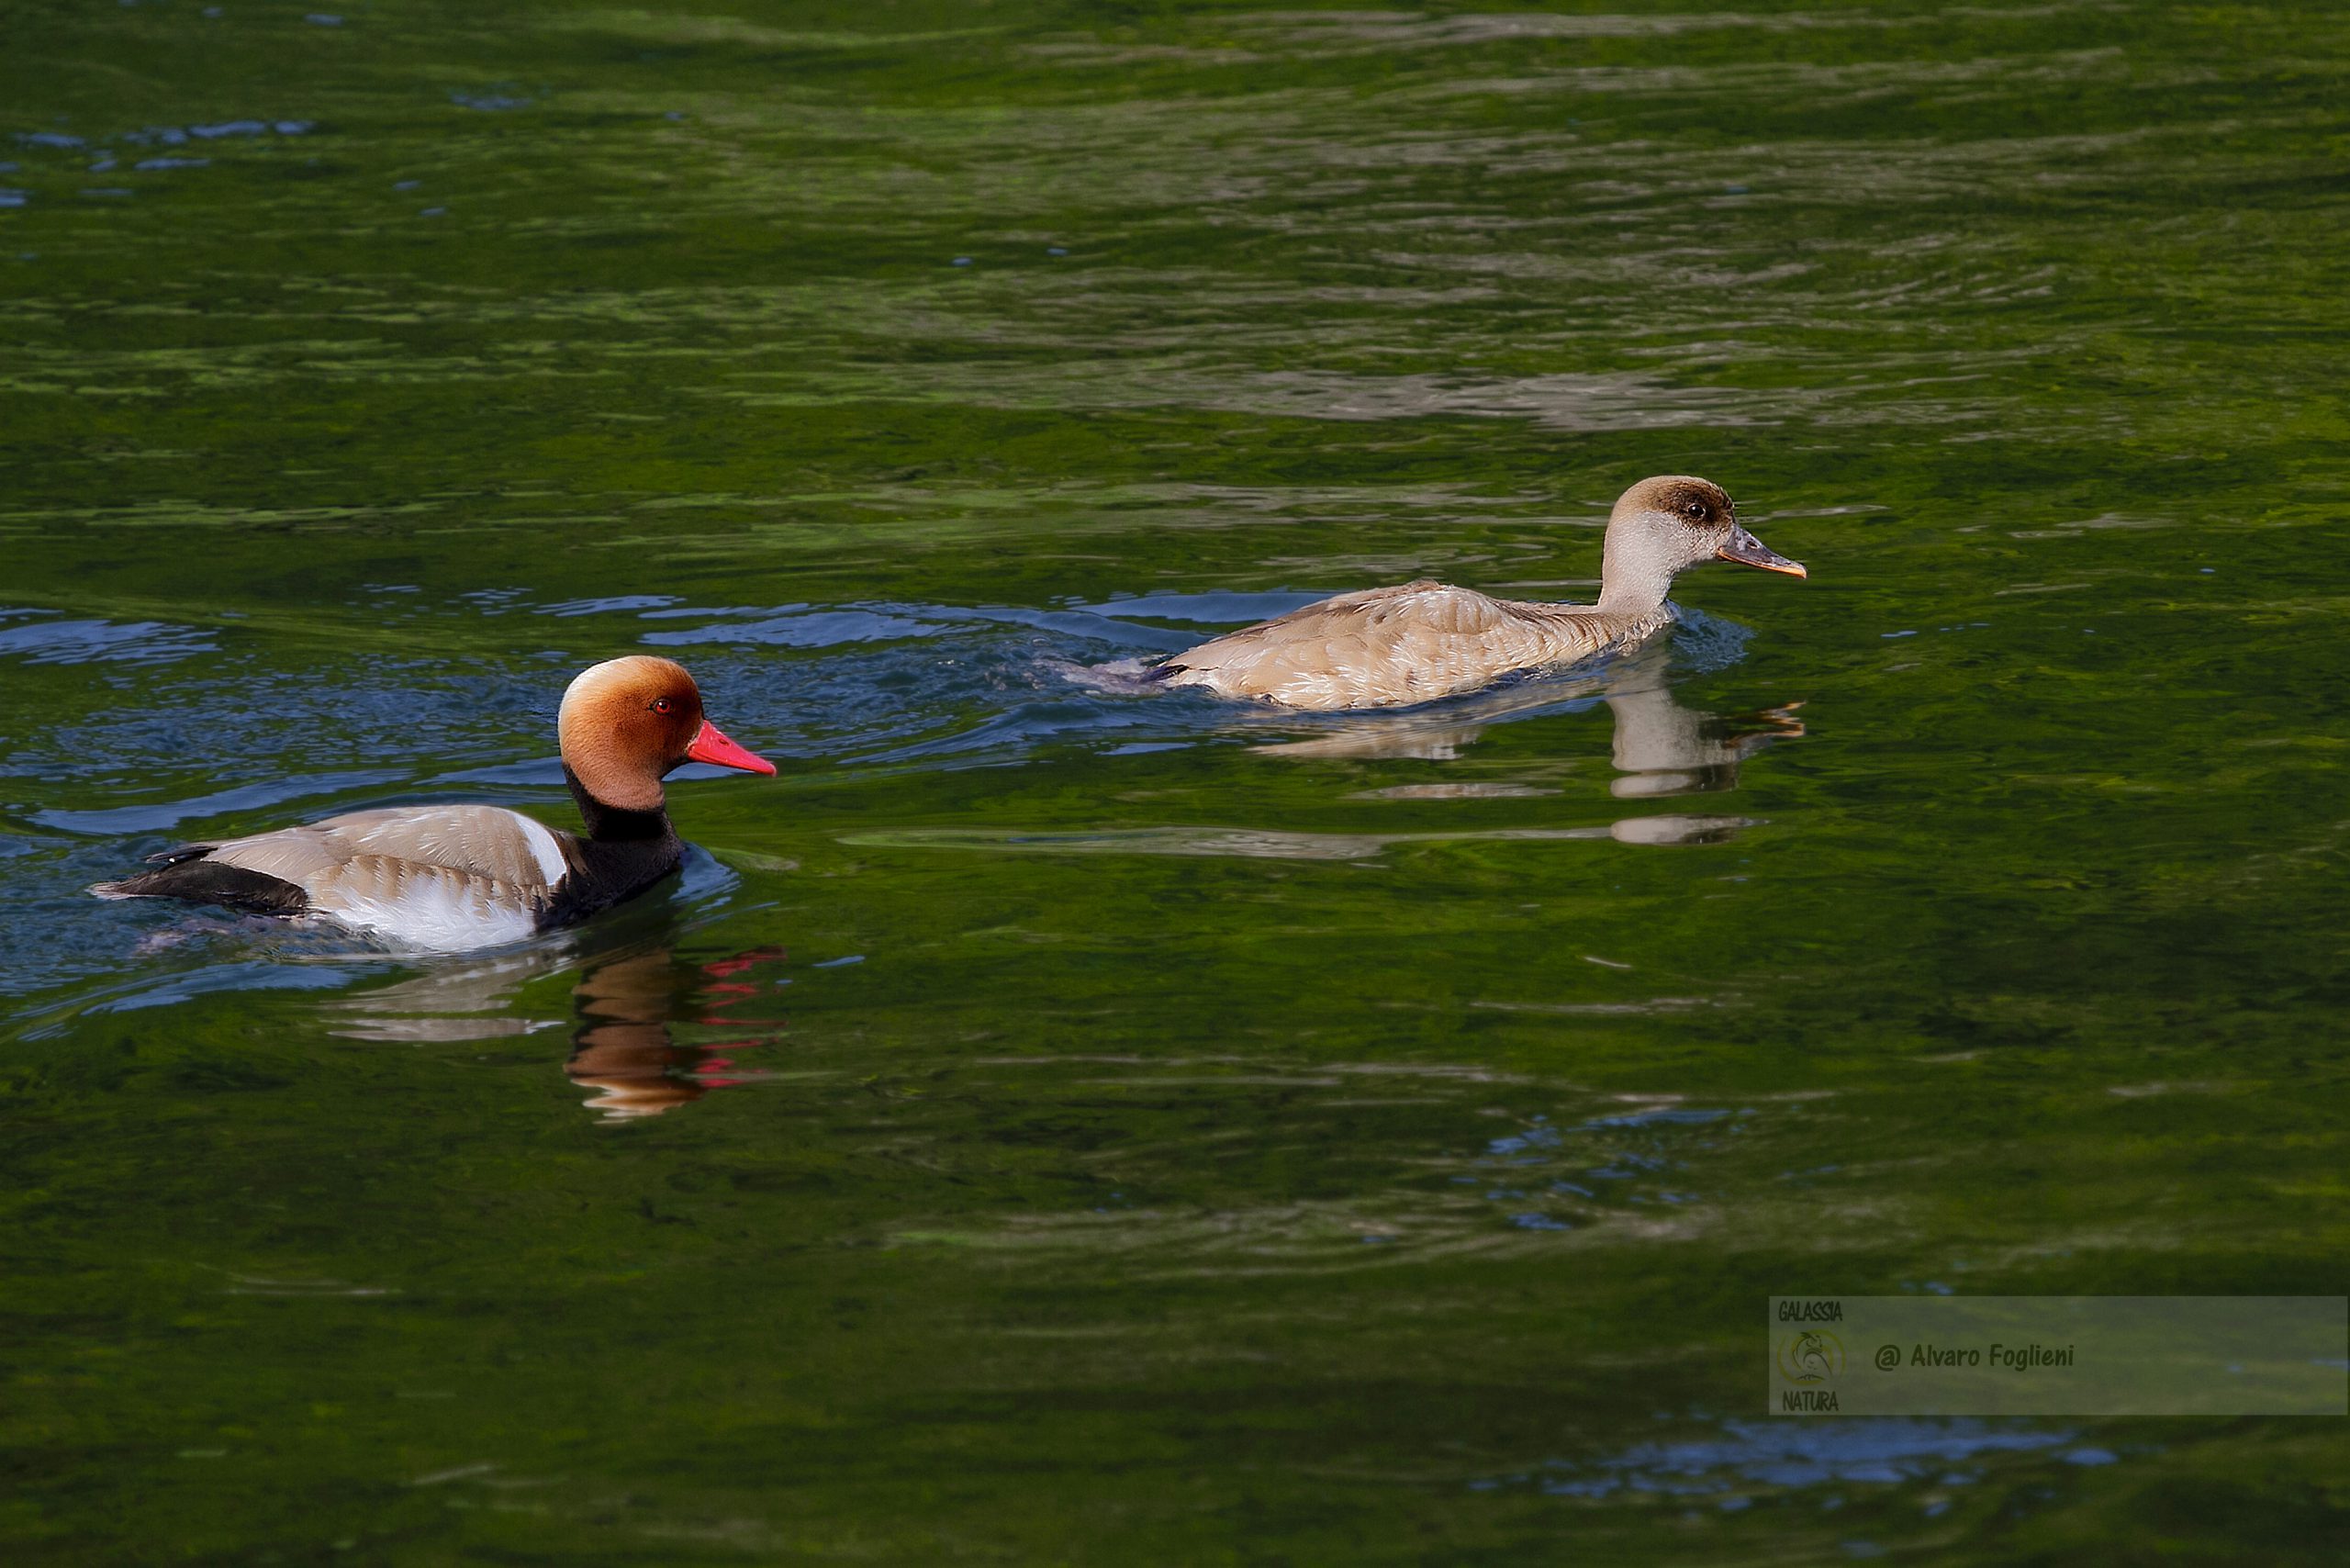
left=94, top=852, right=309, bottom=917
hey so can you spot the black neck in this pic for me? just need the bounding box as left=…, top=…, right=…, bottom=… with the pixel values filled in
left=565, top=765, right=674, bottom=843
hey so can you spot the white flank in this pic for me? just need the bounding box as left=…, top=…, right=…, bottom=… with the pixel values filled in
left=311, top=864, right=543, bottom=954
left=510, top=812, right=571, bottom=888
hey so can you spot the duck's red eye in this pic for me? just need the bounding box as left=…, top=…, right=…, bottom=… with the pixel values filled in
left=650, top=697, right=676, bottom=716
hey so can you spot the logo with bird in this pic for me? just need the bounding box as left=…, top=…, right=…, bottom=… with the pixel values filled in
left=1778, top=1329, right=1844, bottom=1384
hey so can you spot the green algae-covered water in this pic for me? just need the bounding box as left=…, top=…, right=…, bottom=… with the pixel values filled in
left=5, top=1, right=2347, bottom=1560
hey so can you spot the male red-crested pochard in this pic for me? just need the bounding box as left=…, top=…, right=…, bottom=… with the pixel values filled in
left=92, top=656, right=776, bottom=952
left=1152, top=476, right=1806, bottom=711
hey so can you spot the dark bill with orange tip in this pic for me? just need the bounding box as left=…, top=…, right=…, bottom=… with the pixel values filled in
left=684, top=720, right=777, bottom=775
left=1717, top=523, right=1807, bottom=578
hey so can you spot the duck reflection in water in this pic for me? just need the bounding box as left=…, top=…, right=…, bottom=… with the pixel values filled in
left=1250, top=646, right=1803, bottom=844
left=331, top=941, right=790, bottom=1121
left=1602, top=681, right=1804, bottom=801
left=566, top=946, right=789, bottom=1120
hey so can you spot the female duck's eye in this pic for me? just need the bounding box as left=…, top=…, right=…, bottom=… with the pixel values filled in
left=1684, top=501, right=1707, bottom=519
left=649, top=697, right=676, bottom=716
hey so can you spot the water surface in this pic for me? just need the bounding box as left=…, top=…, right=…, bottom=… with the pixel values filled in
left=5, top=2, right=2347, bottom=1562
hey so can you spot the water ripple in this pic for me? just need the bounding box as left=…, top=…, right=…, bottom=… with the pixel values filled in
left=0, top=609, right=216, bottom=667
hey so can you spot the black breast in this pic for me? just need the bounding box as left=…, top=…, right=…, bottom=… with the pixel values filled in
left=537, top=831, right=684, bottom=932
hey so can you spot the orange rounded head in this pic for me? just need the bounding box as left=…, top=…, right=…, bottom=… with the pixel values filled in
left=556, top=655, right=775, bottom=812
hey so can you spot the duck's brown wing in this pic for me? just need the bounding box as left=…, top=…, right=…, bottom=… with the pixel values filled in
left=202, top=806, right=578, bottom=894
left=1161, top=582, right=1608, bottom=710
left=110, top=806, right=582, bottom=948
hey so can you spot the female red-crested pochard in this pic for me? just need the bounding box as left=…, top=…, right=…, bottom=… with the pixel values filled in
left=92, top=655, right=775, bottom=952
left=1151, top=476, right=1806, bottom=711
